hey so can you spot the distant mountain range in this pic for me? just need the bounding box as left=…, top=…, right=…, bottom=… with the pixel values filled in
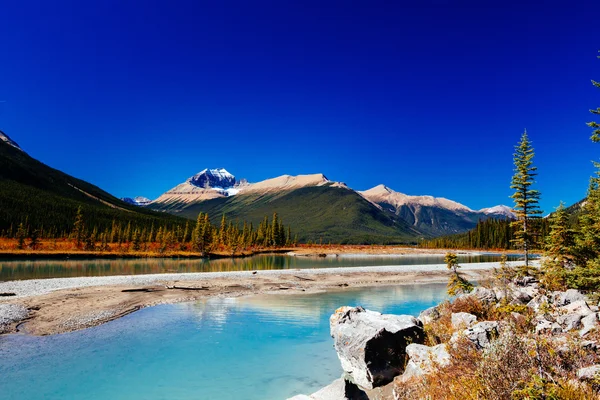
left=0, top=129, right=518, bottom=244
left=128, top=168, right=516, bottom=243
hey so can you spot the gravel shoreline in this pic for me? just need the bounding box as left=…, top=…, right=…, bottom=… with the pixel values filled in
left=0, top=261, right=526, bottom=299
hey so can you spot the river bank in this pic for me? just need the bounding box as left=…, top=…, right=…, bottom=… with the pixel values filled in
left=0, top=261, right=523, bottom=336
left=0, top=244, right=523, bottom=261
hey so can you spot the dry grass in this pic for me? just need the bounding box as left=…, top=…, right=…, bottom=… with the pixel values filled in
left=402, top=295, right=600, bottom=400
left=0, top=238, right=290, bottom=258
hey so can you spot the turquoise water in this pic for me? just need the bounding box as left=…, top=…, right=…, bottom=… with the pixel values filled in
left=0, top=284, right=447, bottom=400
left=0, top=253, right=520, bottom=280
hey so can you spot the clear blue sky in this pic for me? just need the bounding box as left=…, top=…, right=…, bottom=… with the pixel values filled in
left=1, top=0, right=599, bottom=212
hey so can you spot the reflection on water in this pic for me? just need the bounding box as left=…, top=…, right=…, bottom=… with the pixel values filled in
left=0, top=253, right=521, bottom=281
left=0, top=284, right=448, bottom=400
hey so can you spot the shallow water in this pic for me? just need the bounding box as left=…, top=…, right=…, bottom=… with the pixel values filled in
left=0, top=284, right=448, bottom=400
left=0, top=253, right=520, bottom=281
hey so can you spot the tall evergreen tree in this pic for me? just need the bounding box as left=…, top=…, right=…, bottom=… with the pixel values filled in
left=577, top=52, right=600, bottom=266
left=16, top=222, right=26, bottom=250
left=545, top=202, right=575, bottom=269
left=510, top=131, right=542, bottom=266
left=72, top=206, right=85, bottom=248
left=588, top=50, right=600, bottom=143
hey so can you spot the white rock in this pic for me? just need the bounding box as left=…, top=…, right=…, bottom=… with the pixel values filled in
left=400, top=343, right=450, bottom=381
left=577, top=365, right=600, bottom=381
left=580, top=313, right=599, bottom=337
left=330, top=306, right=424, bottom=390
left=535, top=318, right=562, bottom=335
left=451, top=312, right=477, bottom=330
left=551, top=289, right=586, bottom=307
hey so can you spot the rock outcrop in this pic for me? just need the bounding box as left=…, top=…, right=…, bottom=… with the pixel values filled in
left=399, top=343, right=450, bottom=382
left=329, top=306, right=425, bottom=390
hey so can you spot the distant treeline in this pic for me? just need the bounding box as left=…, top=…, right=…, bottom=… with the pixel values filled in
left=419, top=218, right=550, bottom=250
left=7, top=207, right=294, bottom=254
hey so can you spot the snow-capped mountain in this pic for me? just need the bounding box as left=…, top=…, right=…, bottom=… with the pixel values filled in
left=479, top=205, right=516, bottom=219
left=360, top=184, right=514, bottom=236
left=147, top=169, right=513, bottom=237
left=151, top=168, right=247, bottom=206
left=0, top=130, right=23, bottom=151
left=150, top=170, right=347, bottom=208
left=189, top=168, right=237, bottom=189
left=122, top=196, right=152, bottom=206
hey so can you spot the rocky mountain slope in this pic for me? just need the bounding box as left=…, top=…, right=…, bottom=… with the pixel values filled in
left=360, top=184, right=515, bottom=236
left=141, top=169, right=516, bottom=242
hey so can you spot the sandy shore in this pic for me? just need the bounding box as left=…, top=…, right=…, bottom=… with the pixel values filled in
left=0, top=261, right=528, bottom=337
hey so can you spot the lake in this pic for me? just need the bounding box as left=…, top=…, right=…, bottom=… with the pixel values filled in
left=0, top=284, right=448, bottom=400
left=0, top=253, right=520, bottom=281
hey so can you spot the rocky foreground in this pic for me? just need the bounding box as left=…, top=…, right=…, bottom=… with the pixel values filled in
left=290, top=277, right=600, bottom=399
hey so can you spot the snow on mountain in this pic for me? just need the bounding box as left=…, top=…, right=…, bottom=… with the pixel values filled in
left=122, top=196, right=153, bottom=206
left=360, top=184, right=473, bottom=213
left=151, top=171, right=348, bottom=208
left=0, top=130, right=23, bottom=151
left=151, top=168, right=245, bottom=206
left=479, top=205, right=516, bottom=219
left=188, top=168, right=236, bottom=189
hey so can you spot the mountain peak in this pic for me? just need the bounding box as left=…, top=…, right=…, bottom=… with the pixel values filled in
left=363, top=184, right=394, bottom=195
left=188, top=168, right=236, bottom=189
left=0, top=130, right=23, bottom=151
left=480, top=205, right=516, bottom=218
left=122, top=196, right=152, bottom=206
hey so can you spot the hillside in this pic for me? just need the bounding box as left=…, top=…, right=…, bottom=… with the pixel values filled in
left=164, top=184, right=424, bottom=244
left=0, top=131, right=185, bottom=236
left=360, top=185, right=514, bottom=236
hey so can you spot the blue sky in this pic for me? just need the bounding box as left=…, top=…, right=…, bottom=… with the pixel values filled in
left=1, top=0, right=599, bottom=212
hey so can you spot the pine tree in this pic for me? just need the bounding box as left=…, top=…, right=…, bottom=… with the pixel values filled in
left=73, top=206, right=85, bottom=248
left=219, top=214, right=227, bottom=246
left=445, top=252, right=473, bottom=296
left=588, top=50, right=600, bottom=143
left=545, top=202, right=575, bottom=269
left=132, top=229, right=141, bottom=251
left=16, top=222, right=26, bottom=250
left=29, top=229, right=40, bottom=250
left=510, top=131, right=542, bottom=267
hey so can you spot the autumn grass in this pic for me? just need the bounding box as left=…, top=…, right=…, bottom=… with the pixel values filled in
left=0, top=238, right=294, bottom=259
left=400, top=295, right=600, bottom=400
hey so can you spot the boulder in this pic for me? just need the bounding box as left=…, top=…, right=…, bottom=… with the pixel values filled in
left=551, top=289, right=586, bottom=307
left=462, top=321, right=499, bottom=349
left=330, top=306, right=425, bottom=390
left=451, top=312, right=477, bottom=330
left=510, top=287, right=533, bottom=305
left=535, top=318, right=562, bottom=335
left=557, top=313, right=584, bottom=332
left=309, top=378, right=369, bottom=400
left=580, top=313, right=599, bottom=337
left=556, top=301, right=594, bottom=332
left=470, top=287, right=497, bottom=303
left=577, top=365, right=600, bottom=381
left=514, top=276, right=538, bottom=286
left=418, top=306, right=440, bottom=325
left=560, top=300, right=593, bottom=316
left=527, top=294, right=549, bottom=313
left=400, top=343, right=450, bottom=381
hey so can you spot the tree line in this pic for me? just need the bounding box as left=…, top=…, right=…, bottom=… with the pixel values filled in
left=420, top=217, right=549, bottom=250
left=10, top=207, right=295, bottom=255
